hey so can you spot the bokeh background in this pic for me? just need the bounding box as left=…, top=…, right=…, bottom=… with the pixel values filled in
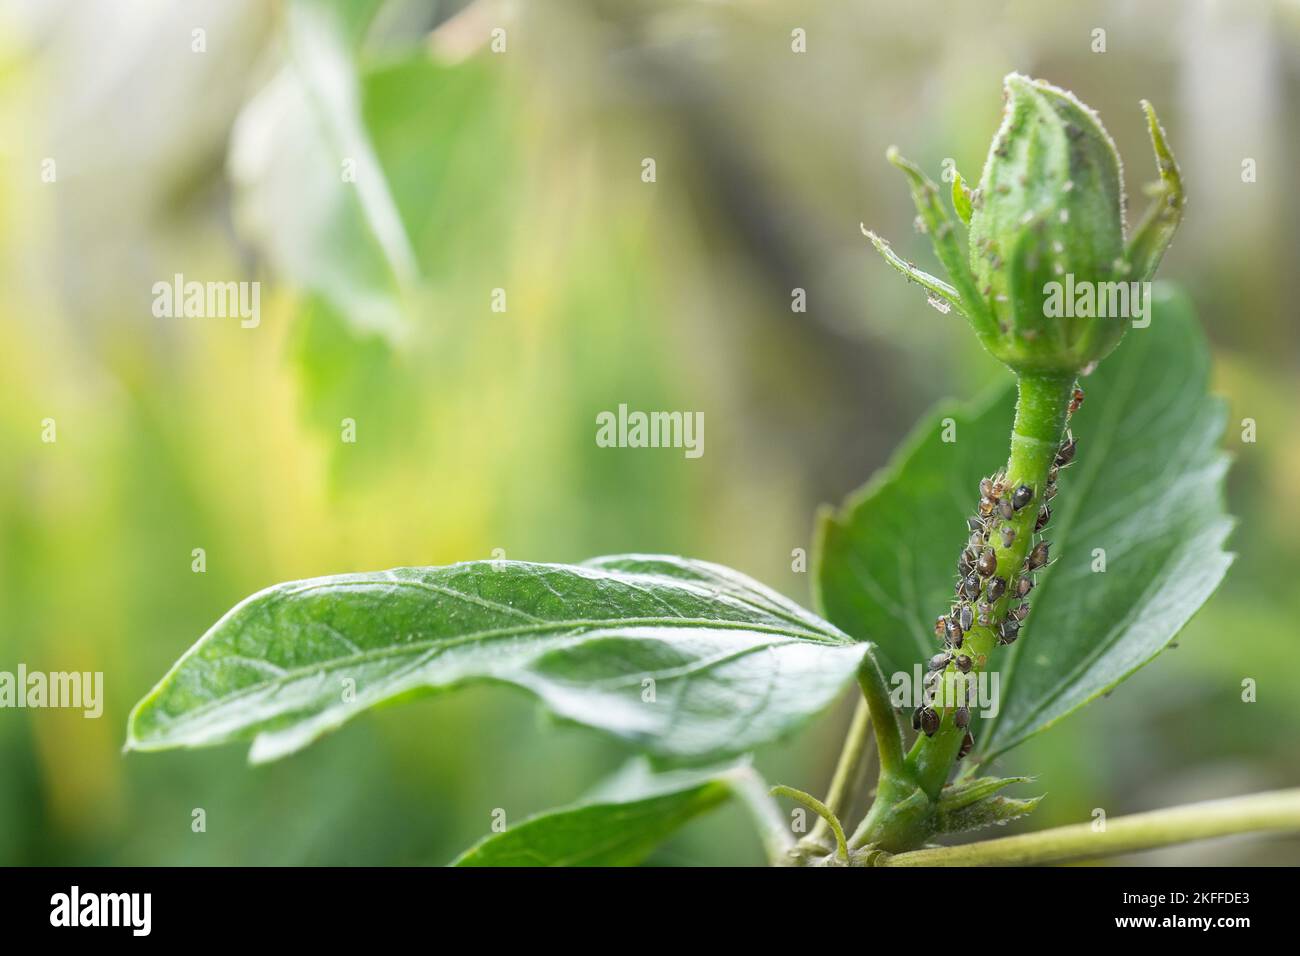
left=1, top=0, right=1297, bottom=866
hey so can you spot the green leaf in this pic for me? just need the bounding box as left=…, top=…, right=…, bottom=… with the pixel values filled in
left=951, top=171, right=973, bottom=226
left=933, top=774, right=1040, bottom=834
left=937, top=775, right=1033, bottom=814
left=936, top=794, right=1042, bottom=835
left=451, top=758, right=779, bottom=866
left=229, top=0, right=416, bottom=340
left=1126, top=100, right=1187, bottom=284
left=126, top=555, right=866, bottom=765
left=815, top=285, right=1233, bottom=760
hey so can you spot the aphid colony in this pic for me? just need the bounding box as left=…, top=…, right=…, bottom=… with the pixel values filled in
left=912, top=389, right=1083, bottom=758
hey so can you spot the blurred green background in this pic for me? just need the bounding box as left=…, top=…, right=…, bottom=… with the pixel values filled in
left=1, top=0, right=1297, bottom=866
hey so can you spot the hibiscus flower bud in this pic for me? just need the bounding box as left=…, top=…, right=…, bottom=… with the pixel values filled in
left=865, top=73, right=1185, bottom=375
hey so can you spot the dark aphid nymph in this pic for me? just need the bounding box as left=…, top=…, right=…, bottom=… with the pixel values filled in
left=1026, top=540, right=1051, bottom=571
left=1035, top=504, right=1052, bottom=532
left=1055, top=431, right=1077, bottom=467
left=957, top=730, right=975, bottom=760
left=919, top=706, right=940, bottom=737
left=1011, top=484, right=1033, bottom=511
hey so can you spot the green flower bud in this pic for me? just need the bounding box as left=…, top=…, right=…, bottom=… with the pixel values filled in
left=969, top=75, right=1125, bottom=369
left=866, top=73, right=1185, bottom=375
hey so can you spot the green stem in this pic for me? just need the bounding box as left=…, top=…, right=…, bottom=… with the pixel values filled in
left=878, top=788, right=1300, bottom=866
left=908, top=370, right=1075, bottom=799
left=809, top=696, right=873, bottom=847
left=771, top=786, right=849, bottom=863
left=855, top=371, right=1075, bottom=852
left=857, top=647, right=905, bottom=776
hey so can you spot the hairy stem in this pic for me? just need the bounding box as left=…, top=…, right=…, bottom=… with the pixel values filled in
left=854, top=371, right=1075, bottom=853
left=909, top=370, right=1075, bottom=798
left=878, top=788, right=1300, bottom=866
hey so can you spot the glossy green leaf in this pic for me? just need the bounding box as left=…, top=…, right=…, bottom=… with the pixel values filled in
left=126, top=555, right=866, bottom=765
left=815, top=285, right=1233, bottom=761
left=451, top=758, right=779, bottom=866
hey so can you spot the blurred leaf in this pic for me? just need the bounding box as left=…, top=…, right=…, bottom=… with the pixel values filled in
left=127, top=555, right=867, bottom=765
left=228, top=0, right=415, bottom=339
left=815, top=285, right=1233, bottom=761
left=451, top=758, right=757, bottom=866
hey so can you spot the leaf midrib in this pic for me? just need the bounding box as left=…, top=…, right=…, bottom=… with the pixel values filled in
left=134, top=614, right=847, bottom=737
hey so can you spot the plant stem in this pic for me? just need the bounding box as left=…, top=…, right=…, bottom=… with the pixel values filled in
left=857, top=648, right=905, bottom=776
left=853, top=371, right=1076, bottom=853
left=878, top=788, right=1300, bottom=866
left=810, top=696, right=873, bottom=846
left=908, top=370, right=1076, bottom=800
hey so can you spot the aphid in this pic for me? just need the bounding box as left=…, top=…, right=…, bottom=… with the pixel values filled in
left=978, top=496, right=995, bottom=516
left=1044, top=483, right=1059, bottom=501
left=911, top=706, right=923, bottom=731
left=945, top=619, right=964, bottom=649
left=958, top=550, right=976, bottom=576
left=955, top=654, right=972, bottom=674
left=920, top=707, right=941, bottom=738
left=1035, top=503, right=1052, bottom=532
left=999, top=619, right=1020, bottom=644
left=986, top=575, right=1007, bottom=602
left=1048, top=464, right=1060, bottom=483
left=979, top=477, right=995, bottom=499
left=1014, top=576, right=1034, bottom=598
left=1009, top=603, right=1030, bottom=622
left=1068, top=386, right=1085, bottom=415
left=977, top=548, right=998, bottom=577
left=977, top=602, right=994, bottom=626
left=957, top=730, right=975, bottom=760
left=1000, top=525, right=1016, bottom=548
left=1055, top=431, right=1077, bottom=467
left=934, top=614, right=948, bottom=639
left=959, top=572, right=981, bottom=601
left=1011, top=484, right=1034, bottom=511
left=966, top=516, right=986, bottom=534
left=954, top=705, right=971, bottom=729
left=968, top=532, right=986, bottom=551
left=997, top=497, right=1015, bottom=520
left=1026, top=540, right=1051, bottom=571
left=929, top=652, right=953, bottom=671
left=957, top=604, right=973, bottom=632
